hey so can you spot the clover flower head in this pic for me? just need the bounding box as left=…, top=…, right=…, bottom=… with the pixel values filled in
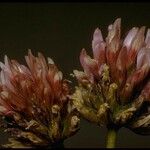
left=73, top=18, right=150, bottom=134
left=0, top=50, right=79, bottom=148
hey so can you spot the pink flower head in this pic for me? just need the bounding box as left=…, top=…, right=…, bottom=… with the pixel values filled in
left=0, top=50, right=79, bottom=148
left=73, top=18, right=150, bottom=135
left=0, top=50, right=69, bottom=117
left=75, top=18, right=150, bottom=103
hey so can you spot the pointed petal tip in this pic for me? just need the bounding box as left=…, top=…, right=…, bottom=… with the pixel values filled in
left=4, top=55, right=8, bottom=58
left=138, top=26, right=146, bottom=36
left=28, top=49, right=34, bottom=56
left=80, top=48, right=87, bottom=64
left=141, top=26, right=146, bottom=30
left=115, top=18, right=121, bottom=23
left=145, top=29, right=150, bottom=48
left=139, top=26, right=146, bottom=35
left=37, top=51, right=44, bottom=58
left=108, top=18, right=121, bottom=30
left=94, top=27, right=101, bottom=33
left=37, top=51, right=41, bottom=56
left=146, top=28, right=150, bottom=34
left=93, top=27, right=103, bottom=41
left=81, top=48, right=86, bottom=51
left=137, top=48, right=150, bottom=69
left=47, top=57, right=54, bottom=65
left=123, top=27, right=139, bottom=50
left=80, top=48, right=87, bottom=55
left=4, top=55, right=9, bottom=63
left=28, top=49, right=32, bottom=53
left=54, top=71, right=63, bottom=82
left=113, top=18, right=121, bottom=27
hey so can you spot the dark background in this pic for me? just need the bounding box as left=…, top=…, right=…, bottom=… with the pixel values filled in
left=0, top=2, right=150, bottom=148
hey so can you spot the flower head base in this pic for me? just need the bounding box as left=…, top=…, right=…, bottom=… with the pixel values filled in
left=73, top=18, right=150, bottom=134
left=0, top=50, right=79, bottom=148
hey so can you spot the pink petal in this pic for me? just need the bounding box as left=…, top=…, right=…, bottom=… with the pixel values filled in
left=106, top=18, right=121, bottom=79
left=106, top=18, right=121, bottom=53
left=53, top=71, right=63, bottom=98
left=4, top=55, right=11, bottom=72
left=92, top=28, right=103, bottom=47
left=137, top=48, right=150, bottom=69
left=115, top=47, right=127, bottom=86
left=92, top=28, right=106, bottom=64
left=145, top=29, right=150, bottom=48
left=123, top=27, right=139, bottom=51
left=127, top=26, right=145, bottom=69
left=80, top=48, right=98, bottom=82
left=38, top=52, right=48, bottom=71
left=121, top=64, right=150, bottom=102
left=25, top=49, right=36, bottom=73
left=130, top=26, right=145, bottom=51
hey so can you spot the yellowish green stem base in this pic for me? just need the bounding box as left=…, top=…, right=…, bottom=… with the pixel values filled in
left=106, top=127, right=118, bottom=148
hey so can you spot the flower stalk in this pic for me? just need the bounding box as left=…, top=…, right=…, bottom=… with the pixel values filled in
left=106, top=126, right=118, bottom=148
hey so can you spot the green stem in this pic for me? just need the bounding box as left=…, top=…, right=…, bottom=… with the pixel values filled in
left=106, top=127, right=118, bottom=148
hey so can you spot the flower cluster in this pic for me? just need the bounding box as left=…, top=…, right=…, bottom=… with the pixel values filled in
left=0, top=18, right=150, bottom=148
left=73, top=18, right=150, bottom=134
left=0, top=50, right=79, bottom=148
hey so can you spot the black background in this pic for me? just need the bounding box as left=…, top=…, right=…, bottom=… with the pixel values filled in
left=0, top=2, right=150, bottom=148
